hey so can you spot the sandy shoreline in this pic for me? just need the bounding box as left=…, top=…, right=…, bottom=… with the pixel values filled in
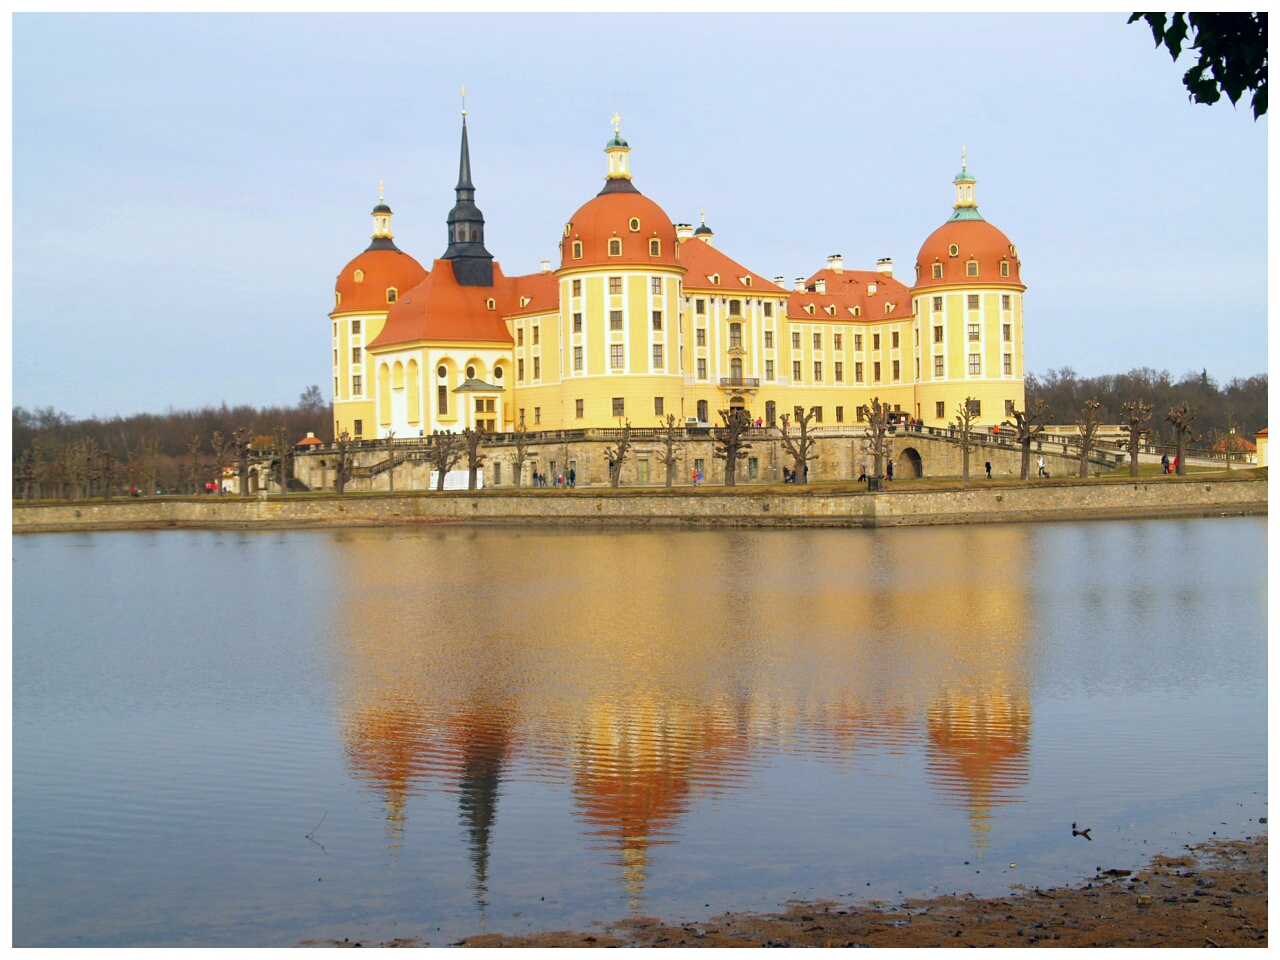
left=301, top=835, right=1267, bottom=948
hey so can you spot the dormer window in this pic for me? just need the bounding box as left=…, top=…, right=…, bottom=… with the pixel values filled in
left=805, top=304, right=816, bottom=316
left=386, top=287, right=397, bottom=303
left=649, top=238, right=660, bottom=256
left=825, top=305, right=836, bottom=316
left=520, top=296, right=530, bottom=308
left=948, top=244, right=959, bottom=257
left=966, top=261, right=979, bottom=277
left=564, top=223, right=572, bottom=237
left=868, top=282, right=877, bottom=294
left=486, top=298, right=496, bottom=310
left=334, top=292, right=341, bottom=307
left=628, top=217, right=640, bottom=232
left=932, top=263, right=943, bottom=280
left=572, top=240, right=583, bottom=259
left=884, top=302, right=893, bottom=315
left=353, top=269, right=365, bottom=283
left=608, top=238, right=622, bottom=256
left=741, top=276, right=752, bottom=286
left=852, top=305, right=861, bottom=317
left=709, top=273, right=720, bottom=285
left=1000, top=260, right=1010, bottom=277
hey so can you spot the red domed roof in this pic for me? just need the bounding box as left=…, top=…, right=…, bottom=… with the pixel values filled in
left=333, top=247, right=428, bottom=315
left=560, top=185, right=681, bottom=270
left=913, top=219, right=1022, bottom=290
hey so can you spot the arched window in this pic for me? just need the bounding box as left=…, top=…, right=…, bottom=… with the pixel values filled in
left=649, top=238, right=660, bottom=256
left=572, top=241, right=583, bottom=259
left=728, top=322, right=742, bottom=348
left=932, top=263, right=943, bottom=279
left=697, top=399, right=709, bottom=422
left=377, top=364, right=391, bottom=425
left=765, top=400, right=776, bottom=427
left=608, top=238, right=622, bottom=256
left=406, top=360, right=420, bottom=424
left=386, top=288, right=397, bottom=303
left=728, top=299, right=742, bottom=316
left=730, top=357, right=743, bottom=380
left=966, top=261, right=979, bottom=277
left=1000, top=261, right=1010, bottom=277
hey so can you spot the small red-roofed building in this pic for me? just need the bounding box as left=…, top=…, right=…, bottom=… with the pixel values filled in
left=1255, top=428, right=1267, bottom=467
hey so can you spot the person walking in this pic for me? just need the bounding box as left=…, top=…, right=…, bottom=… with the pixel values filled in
left=1160, top=453, right=1169, bottom=474
left=1037, top=455, right=1046, bottom=477
left=568, top=467, right=576, bottom=488
left=886, top=458, right=894, bottom=481
left=985, top=460, right=992, bottom=479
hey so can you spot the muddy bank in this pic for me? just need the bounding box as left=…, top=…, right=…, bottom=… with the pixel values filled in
left=301, top=836, right=1266, bottom=948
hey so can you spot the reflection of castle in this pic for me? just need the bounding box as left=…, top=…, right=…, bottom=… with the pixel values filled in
left=330, top=525, right=1036, bottom=907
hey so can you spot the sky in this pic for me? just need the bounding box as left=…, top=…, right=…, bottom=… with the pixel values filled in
left=12, top=13, right=1269, bottom=420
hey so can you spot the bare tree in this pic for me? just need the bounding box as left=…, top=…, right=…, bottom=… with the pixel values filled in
left=656, top=413, right=680, bottom=487
left=91, top=447, right=116, bottom=499
left=231, top=427, right=251, bottom=496
left=1076, top=397, right=1103, bottom=478
left=66, top=438, right=96, bottom=500
left=950, top=397, right=980, bottom=482
left=861, top=398, right=892, bottom=480
left=778, top=406, right=818, bottom=484
left=462, top=428, right=486, bottom=490
left=209, top=430, right=231, bottom=495
left=384, top=429, right=396, bottom=492
left=332, top=431, right=355, bottom=494
left=713, top=408, right=753, bottom=486
left=1003, top=399, right=1049, bottom=480
left=603, top=420, right=633, bottom=488
left=185, top=433, right=203, bottom=494
left=273, top=426, right=290, bottom=494
left=1166, top=402, right=1200, bottom=475
left=15, top=446, right=36, bottom=501
left=430, top=430, right=465, bottom=491
left=511, top=422, right=530, bottom=488
left=1120, top=399, right=1154, bottom=478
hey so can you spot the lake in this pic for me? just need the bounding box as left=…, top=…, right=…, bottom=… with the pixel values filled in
left=12, top=518, right=1267, bottom=946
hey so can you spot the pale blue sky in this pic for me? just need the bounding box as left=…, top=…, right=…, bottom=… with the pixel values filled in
left=13, top=13, right=1268, bottom=418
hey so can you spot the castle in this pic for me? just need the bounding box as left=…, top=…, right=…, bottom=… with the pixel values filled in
left=329, top=111, right=1025, bottom=447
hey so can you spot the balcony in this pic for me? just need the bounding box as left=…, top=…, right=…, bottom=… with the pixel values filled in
left=719, top=377, right=760, bottom=388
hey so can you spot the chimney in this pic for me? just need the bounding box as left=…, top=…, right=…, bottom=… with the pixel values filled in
left=540, top=259, right=551, bottom=273
left=794, top=277, right=805, bottom=292
left=773, top=276, right=786, bottom=287
left=827, top=254, right=844, bottom=274
left=876, top=257, right=893, bottom=277
left=815, top=279, right=827, bottom=294
left=675, top=223, right=694, bottom=241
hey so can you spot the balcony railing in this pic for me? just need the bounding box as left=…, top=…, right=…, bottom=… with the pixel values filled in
left=718, top=377, right=761, bottom=388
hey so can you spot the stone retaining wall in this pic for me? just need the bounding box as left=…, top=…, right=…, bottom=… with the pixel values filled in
left=12, top=477, right=1266, bottom=532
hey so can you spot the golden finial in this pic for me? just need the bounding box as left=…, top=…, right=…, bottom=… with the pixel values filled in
left=378, top=178, right=384, bottom=202
left=962, top=144, right=967, bottom=169
left=461, top=85, right=467, bottom=117
left=612, top=109, right=620, bottom=133
left=700, top=206, right=706, bottom=225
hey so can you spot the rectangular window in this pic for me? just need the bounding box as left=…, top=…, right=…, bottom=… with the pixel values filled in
left=729, top=324, right=742, bottom=348
left=813, top=406, right=823, bottom=423
left=650, top=277, right=661, bottom=294
left=966, top=261, right=979, bottom=277
left=836, top=406, right=844, bottom=422
left=874, top=361, right=881, bottom=381
left=574, top=312, right=583, bottom=333
left=476, top=398, right=486, bottom=413
left=813, top=361, right=822, bottom=381
left=932, top=263, right=943, bottom=279
left=969, top=353, right=981, bottom=375
left=932, top=296, right=942, bottom=312
left=834, top=361, right=843, bottom=381
left=654, top=396, right=664, bottom=416
left=652, top=344, right=663, bottom=368
left=610, top=310, right=623, bottom=330
left=968, top=294, right=980, bottom=310
left=891, top=331, right=899, bottom=348
left=518, top=358, right=525, bottom=380
left=934, top=355, right=944, bottom=376
left=1003, top=323, right=1011, bottom=341
left=574, top=346, right=583, bottom=370
left=1003, top=353, right=1012, bottom=375
left=354, top=418, right=363, bottom=437
left=936, top=400, right=946, bottom=419
left=855, top=362, right=863, bottom=382
left=856, top=406, right=867, bottom=423
left=438, top=385, right=448, bottom=414
left=968, top=399, right=981, bottom=416
left=534, top=407, right=541, bottom=424
left=934, top=325, right=944, bottom=343
left=333, top=349, right=338, bottom=365
left=576, top=399, right=585, bottom=418
left=696, top=328, right=706, bottom=347
left=609, top=276, right=622, bottom=295
left=697, top=358, right=707, bottom=379
left=792, top=331, right=801, bottom=349
left=652, top=310, right=662, bottom=330
left=892, top=359, right=900, bottom=380
left=517, top=328, right=525, bottom=346
left=610, top=344, right=624, bottom=368
left=748, top=456, right=758, bottom=479
left=352, top=319, right=361, bottom=334
left=854, top=334, right=863, bottom=351
left=915, top=357, right=920, bottom=379
left=351, top=346, right=362, bottom=364
left=793, top=360, right=802, bottom=381
left=833, top=333, right=842, bottom=351
left=968, top=323, right=980, bottom=341
left=519, top=407, right=525, bottom=424
left=533, top=325, right=540, bottom=345
left=1001, top=294, right=1011, bottom=310
left=352, top=374, right=362, bottom=395
left=533, top=357, right=540, bottom=379
left=873, top=333, right=881, bottom=350
left=1005, top=399, right=1016, bottom=416
left=765, top=359, right=775, bottom=380
left=695, top=298, right=705, bottom=314
left=763, top=301, right=773, bottom=317
left=764, top=330, right=773, bottom=348
left=572, top=279, right=582, bottom=296
left=813, top=332, right=822, bottom=350
left=612, top=397, right=624, bottom=417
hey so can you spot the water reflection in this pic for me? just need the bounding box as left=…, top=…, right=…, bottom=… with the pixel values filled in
left=333, top=527, right=1036, bottom=905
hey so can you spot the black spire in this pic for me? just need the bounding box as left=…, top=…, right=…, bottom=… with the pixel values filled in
left=443, top=115, right=494, bottom=286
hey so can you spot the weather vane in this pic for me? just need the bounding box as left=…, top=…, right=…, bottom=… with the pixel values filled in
left=612, top=109, right=620, bottom=133
left=378, top=178, right=384, bottom=202
left=962, top=144, right=967, bottom=169
left=461, top=85, right=467, bottom=117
